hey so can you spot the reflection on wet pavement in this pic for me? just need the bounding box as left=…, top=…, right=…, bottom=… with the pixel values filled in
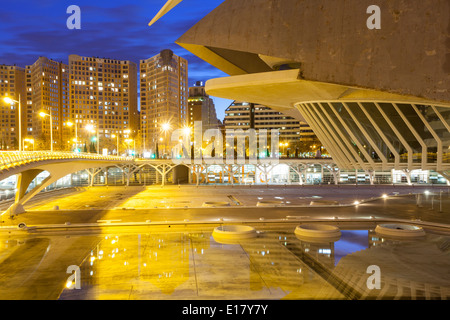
left=1, top=224, right=449, bottom=300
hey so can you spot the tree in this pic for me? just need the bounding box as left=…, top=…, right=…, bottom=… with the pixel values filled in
left=90, top=142, right=96, bottom=153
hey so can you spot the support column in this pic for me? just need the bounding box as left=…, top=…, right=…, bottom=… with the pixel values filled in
left=366, top=170, right=375, bottom=185
left=9, top=169, right=44, bottom=216
left=162, top=164, right=166, bottom=186
left=330, top=168, right=340, bottom=185
left=105, top=167, right=108, bottom=185
left=299, top=167, right=304, bottom=185
left=287, top=166, right=291, bottom=185
left=402, top=169, right=412, bottom=185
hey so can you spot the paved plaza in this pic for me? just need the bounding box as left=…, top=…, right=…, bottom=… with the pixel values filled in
left=1, top=184, right=449, bottom=226
left=0, top=184, right=449, bottom=301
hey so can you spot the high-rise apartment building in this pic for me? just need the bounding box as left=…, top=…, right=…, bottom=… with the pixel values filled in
left=68, top=55, right=138, bottom=153
left=28, top=57, right=69, bottom=151
left=188, top=81, right=219, bottom=132
left=25, top=66, right=33, bottom=142
left=0, top=65, right=26, bottom=150
left=224, top=101, right=317, bottom=154
left=140, top=49, right=188, bottom=154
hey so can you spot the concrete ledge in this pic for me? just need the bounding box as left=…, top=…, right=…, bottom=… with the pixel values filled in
left=257, top=200, right=284, bottom=207
left=310, top=200, right=340, bottom=206
left=202, top=201, right=230, bottom=207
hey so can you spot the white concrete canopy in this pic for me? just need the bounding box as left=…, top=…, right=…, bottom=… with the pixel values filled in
left=205, top=70, right=450, bottom=172
left=205, top=69, right=447, bottom=112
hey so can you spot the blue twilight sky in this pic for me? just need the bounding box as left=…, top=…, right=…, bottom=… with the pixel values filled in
left=0, top=0, right=232, bottom=120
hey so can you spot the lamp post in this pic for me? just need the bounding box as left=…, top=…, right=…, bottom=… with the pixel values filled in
left=123, top=129, right=131, bottom=156
left=125, top=138, right=134, bottom=156
left=85, top=124, right=99, bottom=154
left=39, top=111, right=53, bottom=152
left=23, top=138, right=34, bottom=151
left=182, top=126, right=191, bottom=158
left=112, top=134, right=119, bottom=156
left=3, top=95, right=22, bottom=151
left=65, top=121, right=77, bottom=151
left=162, top=122, right=171, bottom=158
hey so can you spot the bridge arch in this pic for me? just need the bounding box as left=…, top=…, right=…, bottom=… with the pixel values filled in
left=0, top=152, right=133, bottom=219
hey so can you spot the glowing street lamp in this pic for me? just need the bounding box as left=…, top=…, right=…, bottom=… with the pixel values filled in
left=161, top=122, right=171, bottom=157
left=65, top=121, right=78, bottom=151
left=111, top=134, right=119, bottom=155
left=3, top=95, right=22, bottom=151
left=85, top=124, right=94, bottom=132
left=279, top=141, right=289, bottom=156
left=23, top=138, right=34, bottom=151
left=85, top=124, right=99, bottom=154
left=183, top=126, right=191, bottom=136
left=39, top=111, right=53, bottom=152
left=162, top=123, right=171, bottom=132
left=125, top=138, right=135, bottom=156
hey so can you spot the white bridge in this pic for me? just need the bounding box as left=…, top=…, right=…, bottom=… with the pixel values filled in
left=0, top=151, right=336, bottom=217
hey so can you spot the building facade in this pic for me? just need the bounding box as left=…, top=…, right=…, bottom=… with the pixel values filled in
left=140, top=49, right=188, bottom=156
left=68, top=55, right=138, bottom=154
left=224, top=101, right=317, bottom=156
left=188, top=81, right=219, bottom=132
left=0, top=65, right=26, bottom=150
left=27, top=57, right=69, bottom=151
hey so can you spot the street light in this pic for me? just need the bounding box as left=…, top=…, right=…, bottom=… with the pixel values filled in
left=85, top=124, right=99, bottom=154
left=39, top=111, right=53, bottom=152
left=3, top=95, right=22, bottom=151
left=65, top=121, right=77, bottom=151
left=111, top=134, right=119, bottom=156
left=125, top=138, right=134, bottom=156
left=122, top=129, right=131, bottom=156
left=23, top=138, right=34, bottom=151
left=182, top=126, right=191, bottom=137
left=161, top=122, right=171, bottom=157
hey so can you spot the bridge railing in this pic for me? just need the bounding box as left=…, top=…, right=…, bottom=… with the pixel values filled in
left=0, top=151, right=133, bottom=170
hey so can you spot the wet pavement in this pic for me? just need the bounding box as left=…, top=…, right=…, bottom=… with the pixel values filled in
left=0, top=185, right=449, bottom=300
left=0, top=223, right=448, bottom=300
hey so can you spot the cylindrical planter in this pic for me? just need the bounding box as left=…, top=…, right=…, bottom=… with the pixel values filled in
left=295, top=224, right=341, bottom=242
left=375, top=224, right=426, bottom=239
left=212, top=225, right=257, bottom=244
